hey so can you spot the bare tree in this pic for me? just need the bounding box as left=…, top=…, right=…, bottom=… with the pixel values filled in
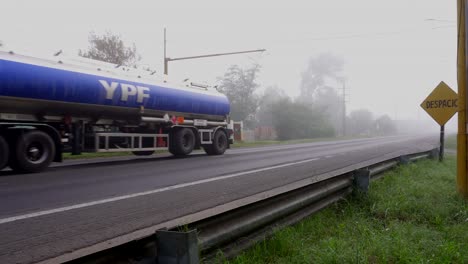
left=218, top=64, right=260, bottom=127
left=300, top=53, right=344, bottom=103
left=79, top=31, right=141, bottom=66
left=299, top=53, right=345, bottom=134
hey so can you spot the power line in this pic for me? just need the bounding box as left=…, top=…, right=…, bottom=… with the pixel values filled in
left=295, top=26, right=455, bottom=42
left=262, top=26, right=456, bottom=49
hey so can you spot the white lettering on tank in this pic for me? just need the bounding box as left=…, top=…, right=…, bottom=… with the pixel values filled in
left=99, top=80, right=119, bottom=100
left=99, top=80, right=151, bottom=103
left=137, top=86, right=150, bottom=103
left=120, top=84, right=137, bottom=102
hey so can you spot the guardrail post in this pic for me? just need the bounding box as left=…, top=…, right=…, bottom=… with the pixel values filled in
left=399, top=155, right=410, bottom=165
left=156, top=229, right=199, bottom=264
left=429, top=148, right=440, bottom=160
left=353, top=169, right=370, bottom=193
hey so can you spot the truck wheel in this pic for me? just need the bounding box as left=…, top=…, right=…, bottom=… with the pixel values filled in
left=0, top=135, right=8, bottom=171
left=132, top=151, right=155, bottom=156
left=170, top=128, right=195, bottom=156
left=10, top=131, right=55, bottom=173
left=203, top=130, right=228, bottom=155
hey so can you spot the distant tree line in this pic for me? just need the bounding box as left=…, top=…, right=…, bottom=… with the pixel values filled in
left=218, top=53, right=397, bottom=140
left=78, top=32, right=396, bottom=140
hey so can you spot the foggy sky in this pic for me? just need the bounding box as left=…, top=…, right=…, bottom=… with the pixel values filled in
left=0, top=0, right=457, bottom=129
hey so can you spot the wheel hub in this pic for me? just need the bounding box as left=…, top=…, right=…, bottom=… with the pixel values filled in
left=26, top=144, right=46, bottom=163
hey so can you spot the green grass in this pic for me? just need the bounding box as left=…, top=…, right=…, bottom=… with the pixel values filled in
left=225, top=157, right=468, bottom=264
left=62, top=136, right=365, bottom=160
left=62, top=152, right=132, bottom=160
left=230, top=136, right=365, bottom=149
left=62, top=150, right=170, bottom=160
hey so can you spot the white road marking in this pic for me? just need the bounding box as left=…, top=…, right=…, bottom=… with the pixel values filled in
left=324, top=155, right=334, bottom=158
left=0, top=157, right=320, bottom=225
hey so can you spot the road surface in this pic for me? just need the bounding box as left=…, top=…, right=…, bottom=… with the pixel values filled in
left=0, top=135, right=438, bottom=263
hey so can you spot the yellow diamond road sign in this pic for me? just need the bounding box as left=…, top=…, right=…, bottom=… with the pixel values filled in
left=420, top=81, right=459, bottom=126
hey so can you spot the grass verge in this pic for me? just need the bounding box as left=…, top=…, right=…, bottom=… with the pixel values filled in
left=230, top=136, right=365, bottom=149
left=224, top=157, right=468, bottom=264
left=63, top=136, right=365, bottom=160
left=62, top=152, right=133, bottom=160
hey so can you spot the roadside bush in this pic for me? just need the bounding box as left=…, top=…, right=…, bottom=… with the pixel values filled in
left=271, top=98, right=335, bottom=140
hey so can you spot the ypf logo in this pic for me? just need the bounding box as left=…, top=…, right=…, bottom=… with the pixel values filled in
left=99, top=80, right=150, bottom=103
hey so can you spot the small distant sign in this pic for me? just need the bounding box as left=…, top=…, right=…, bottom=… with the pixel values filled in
left=420, top=81, right=459, bottom=126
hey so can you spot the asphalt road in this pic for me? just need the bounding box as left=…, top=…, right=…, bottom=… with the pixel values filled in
left=0, top=135, right=438, bottom=263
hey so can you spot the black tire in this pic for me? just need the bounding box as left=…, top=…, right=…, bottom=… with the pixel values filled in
left=10, top=130, right=55, bottom=173
left=0, top=135, right=8, bottom=171
left=169, top=128, right=195, bottom=156
left=203, top=130, right=228, bottom=155
left=132, top=151, right=155, bottom=156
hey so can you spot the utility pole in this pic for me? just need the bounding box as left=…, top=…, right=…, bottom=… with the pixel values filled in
left=342, top=81, right=347, bottom=136
left=338, top=77, right=348, bottom=137
left=457, top=0, right=468, bottom=198
left=163, top=28, right=265, bottom=75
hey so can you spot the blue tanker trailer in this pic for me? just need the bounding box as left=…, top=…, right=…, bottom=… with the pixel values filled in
left=0, top=50, right=233, bottom=173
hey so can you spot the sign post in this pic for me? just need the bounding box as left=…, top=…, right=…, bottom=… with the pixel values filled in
left=420, top=81, right=459, bottom=162
left=439, top=125, right=445, bottom=162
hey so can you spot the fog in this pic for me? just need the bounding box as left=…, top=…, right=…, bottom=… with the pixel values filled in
left=0, top=0, right=458, bottom=134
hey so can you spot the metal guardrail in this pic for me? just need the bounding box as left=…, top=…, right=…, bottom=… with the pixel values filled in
left=70, top=147, right=439, bottom=264
left=196, top=149, right=437, bottom=262
left=197, top=176, right=352, bottom=251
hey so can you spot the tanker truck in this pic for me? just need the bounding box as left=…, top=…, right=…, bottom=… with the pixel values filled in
left=0, top=49, right=233, bottom=173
